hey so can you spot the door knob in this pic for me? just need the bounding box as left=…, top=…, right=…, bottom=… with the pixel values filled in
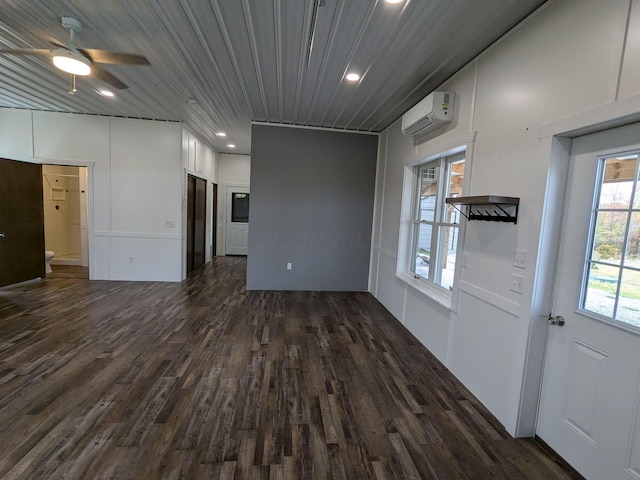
left=548, top=314, right=565, bottom=326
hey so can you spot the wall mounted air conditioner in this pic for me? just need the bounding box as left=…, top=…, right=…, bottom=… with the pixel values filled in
left=401, top=91, right=455, bottom=137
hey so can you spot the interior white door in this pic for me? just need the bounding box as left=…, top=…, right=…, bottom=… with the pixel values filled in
left=537, top=123, right=640, bottom=480
left=225, top=186, right=249, bottom=255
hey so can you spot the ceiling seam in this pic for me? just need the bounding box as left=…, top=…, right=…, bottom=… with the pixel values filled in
left=177, top=0, right=251, bottom=121
left=208, top=0, right=257, bottom=117
left=317, top=0, right=378, bottom=128
left=339, top=0, right=419, bottom=128
left=118, top=1, right=230, bottom=124
left=354, top=2, right=460, bottom=131
left=292, top=1, right=315, bottom=122
left=176, top=1, right=252, bottom=128
left=274, top=0, right=283, bottom=122
left=240, top=0, right=269, bottom=120
left=303, top=0, right=347, bottom=126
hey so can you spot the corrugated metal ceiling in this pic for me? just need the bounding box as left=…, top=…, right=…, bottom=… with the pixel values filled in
left=0, top=0, right=547, bottom=154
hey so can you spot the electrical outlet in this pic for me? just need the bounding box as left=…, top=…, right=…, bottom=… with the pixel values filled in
left=514, top=250, right=526, bottom=269
left=164, top=220, right=175, bottom=228
left=287, top=262, right=292, bottom=270
left=510, top=273, right=524, bottom=294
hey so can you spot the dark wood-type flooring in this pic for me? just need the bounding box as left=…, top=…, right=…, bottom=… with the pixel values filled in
left=0, top=257, right=580, bottom=479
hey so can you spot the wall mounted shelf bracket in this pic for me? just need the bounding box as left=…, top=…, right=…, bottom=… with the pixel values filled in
left=445, top=195, right=520, bottom=224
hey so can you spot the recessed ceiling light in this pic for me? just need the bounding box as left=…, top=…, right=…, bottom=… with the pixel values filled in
left=384, top=0, right=404, bottom=3
left=216, top=132, right=227, bottom=137
left=98, top=89, right=114, bottom=97
left=345, top=72, right=360, bottom=82
left=227, top=143, right=236, bottom=149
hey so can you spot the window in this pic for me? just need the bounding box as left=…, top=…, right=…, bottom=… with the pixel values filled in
left=231, top=192, right=249, bottom=223
left=582, top=153, right=640, bottom=327
left=410, top=153, right=465, bottom=292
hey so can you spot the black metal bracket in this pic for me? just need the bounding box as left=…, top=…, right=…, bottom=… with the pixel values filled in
left=445, top=195, right=520, bottom=224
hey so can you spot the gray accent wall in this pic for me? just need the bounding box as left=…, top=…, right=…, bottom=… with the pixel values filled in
left=247, top=125, right=378, bottom=291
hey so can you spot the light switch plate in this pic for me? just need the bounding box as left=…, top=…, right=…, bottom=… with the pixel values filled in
left=510, top=274, right=524, bottom=294
left=514, top=250, right=526, bottom=269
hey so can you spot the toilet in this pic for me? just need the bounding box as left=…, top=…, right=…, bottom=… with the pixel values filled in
left=45, top=250, right=55, bottom=274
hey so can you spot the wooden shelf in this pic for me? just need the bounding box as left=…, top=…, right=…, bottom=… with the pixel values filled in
left=445, top=195, right=519, bottom=206
left=445, top=195, right=520, bottom=223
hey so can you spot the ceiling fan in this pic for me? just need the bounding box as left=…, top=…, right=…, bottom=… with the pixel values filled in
left=0, top=16, right=149, bottom=90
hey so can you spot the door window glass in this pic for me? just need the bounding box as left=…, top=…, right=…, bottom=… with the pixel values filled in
left=231, top=192, right=249, bottom=223
left=582, top=154, right=640, bottom=327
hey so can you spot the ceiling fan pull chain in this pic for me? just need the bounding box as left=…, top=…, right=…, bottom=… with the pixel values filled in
left=68, top=74, right=77, bottom=95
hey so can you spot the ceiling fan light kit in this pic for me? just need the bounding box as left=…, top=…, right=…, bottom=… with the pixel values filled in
left=52, top=48, right=91, bottom=76
left=0, top=15, right=149, bottom=91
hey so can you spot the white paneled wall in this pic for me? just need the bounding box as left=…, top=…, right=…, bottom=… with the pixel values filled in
left=0, top=108, right=34, bottom=162
left=371, top=0, right=640, bottom=436
left=108, top=120, right=182, bottom=281
left=0, top=108, right=220, bottom=282
left=111, top=120, right=181, bottom=235
left=33, top=113, right=110, bottom=164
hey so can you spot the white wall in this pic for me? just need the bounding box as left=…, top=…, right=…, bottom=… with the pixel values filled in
left=371, top=0, right=640, bottom=436
left=217, top=153, right=251, bottom=255
left=0, top=109, right=186, bottom=282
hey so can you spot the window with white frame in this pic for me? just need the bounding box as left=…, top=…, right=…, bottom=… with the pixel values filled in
left=582, top=152, right=640, bottom=327
left=410, top=153, right=465, bottom=292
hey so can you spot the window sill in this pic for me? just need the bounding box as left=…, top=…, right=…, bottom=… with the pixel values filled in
left=396, top=271, right=453, bottom=310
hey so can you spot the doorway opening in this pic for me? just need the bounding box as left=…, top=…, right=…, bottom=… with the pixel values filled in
left=42, top=165, right=89, bottom=279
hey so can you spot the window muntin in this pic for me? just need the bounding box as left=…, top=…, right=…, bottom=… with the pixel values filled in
left=582, top=154, right=640, bottom=327
left=411, top=154, right=464, bottom=292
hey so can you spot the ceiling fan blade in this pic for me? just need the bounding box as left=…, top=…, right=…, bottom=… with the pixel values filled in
left=91, top=63, right=129, bottom=89
left=0, top=48, right=51, bottom=57
left=79, top=48, right=149, bottom=65
left=49, top=40, right=67, bottom=49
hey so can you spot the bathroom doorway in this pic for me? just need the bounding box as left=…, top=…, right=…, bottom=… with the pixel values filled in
left=42, top=165, right=89, bottom=279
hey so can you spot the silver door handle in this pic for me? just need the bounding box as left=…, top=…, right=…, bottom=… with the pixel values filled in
left=548, top=314, right=565, bottom=326
left=0, top=233, right=5, bottom=238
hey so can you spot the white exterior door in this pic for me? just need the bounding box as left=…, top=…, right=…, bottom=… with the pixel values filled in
left=537, top=123, right=640, bottom=480
left=226, top=187, right=249, bottom=255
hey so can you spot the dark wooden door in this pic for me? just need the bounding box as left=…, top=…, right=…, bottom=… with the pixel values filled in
left=211, top=183, right=217, bottom=258
left=193, top=177, right=206, bottom=268
left=0, top=158, right=45, bottom=287
left=186, top=175, right=207, bottom=274
left=187, top=176, right=195, bottom=273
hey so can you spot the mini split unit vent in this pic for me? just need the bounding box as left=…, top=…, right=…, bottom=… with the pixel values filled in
left=401, top=91, right=455, bottom=137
